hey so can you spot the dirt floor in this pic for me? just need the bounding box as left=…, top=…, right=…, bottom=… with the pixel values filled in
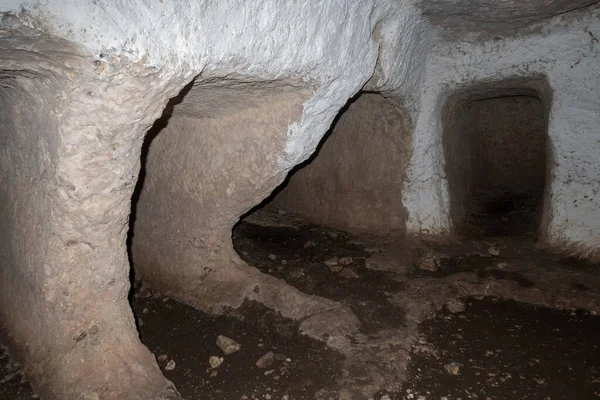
left=401, top=297, right=600, bottom=400
left=0, top=347, right=37, bottom=400
left=1, top=208, right=600, bottom=399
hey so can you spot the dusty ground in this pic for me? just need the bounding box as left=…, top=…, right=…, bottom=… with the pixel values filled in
left=400, top=296, right=600, bottom=400
left=1, top=207, right=600, bottom=399
left=0, top=347, right=37, bottom=400
left=131, top=295, right=344, bottom=400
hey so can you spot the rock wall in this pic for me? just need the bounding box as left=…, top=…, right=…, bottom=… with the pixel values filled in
left=472, top=96, right=546, bottom=192
left=0, top=1, right=599, bottom=399
left=131, top=80, right=360, bottom=335
left=269, top=93, right=412, bottom=233
left=0, top=3, right=400, bottom=398
left=0, top=31, right=184, bottom=399
left=403, top=6, right=600, bottom=259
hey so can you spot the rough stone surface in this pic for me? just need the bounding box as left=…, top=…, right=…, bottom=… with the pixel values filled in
left=445, top=298, right=466, bottom=313
left=130, top=80, right=360, bottom=345
left=419, top=0, right=600, bottom=34
left=0, top=2, right=385, bottom=394
left=403, top=6, right=600, bottom=261
left=255, top=352, right=275, bottom=369
left=216, top=335, right=241, bottom=356
left=0, top=1, right=599, bottom=399
left=209, top=356, right=223, bottom=369
left=473, top=96, right=547, bottom=192
left=444, top=361, right=461, bottom=375
left=270, top=93, right=412, bottom=233
left=0, top=30, right=184, bottom=400
left=418, top=252, right=441, bottom=272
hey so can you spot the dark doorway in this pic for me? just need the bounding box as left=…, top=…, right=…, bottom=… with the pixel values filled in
left=443, top=78, right=551, bottom=237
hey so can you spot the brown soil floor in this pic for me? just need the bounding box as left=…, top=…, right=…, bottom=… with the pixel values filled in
left=1, top=209, right=600, bottom=399
left=132, top=296, right=344, bottom=400
left=0, top=347, right=37, bottom=400
left=399, top=297, right=600, bottom=400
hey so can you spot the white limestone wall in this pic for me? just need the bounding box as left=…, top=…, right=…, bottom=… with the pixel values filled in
left=3, top=1, right=598, bottom=250
left=0, top=1, right=599, bottom=396
left=2, top=0, right=386, bottom=170
left=0, top=2, right=433, bottom=397
left=403, top=7, right=600, bottom=255
left=365, top=2, right=433, bottom=111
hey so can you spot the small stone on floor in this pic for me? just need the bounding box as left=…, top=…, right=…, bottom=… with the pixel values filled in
left=209, top=356, right=223, bottom=369
left=216, top=335, right=242, bottom=355
left=256, top=351, right=275, bottom=369
left=445, top=298, right=466, bottom=313
left=444, top=362, right=461, bottom=375
left=418, top=252, right=440, bottom=272
left=165, top=360, right=176, bottom=371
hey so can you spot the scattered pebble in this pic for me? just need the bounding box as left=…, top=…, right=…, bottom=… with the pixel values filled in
left=325, top=257, right=345, bottom=272
left=444, top=362, right=461, bottom=375
left=303, top=241, right=316, bottom=248
left=496, top=262, right=508, bottom=269
left=340, top=267, right=360, bottom=279
left=157, top=354, right=168, bottom=362
left=209, top=356, right=223, bottom=369
left=165, top=360, right=176, bottom=371
left=288, top=267, right=305, bottom=279
left=268, top=254, right=277, bottom=261
left=445, top=298, right=466, bottom=314
left=256, top=351, right=275, bottom=369
left=418, top=252, right=440, bottom=272
left=338, top=256, right=353, bottom=265
left=325, top=257, right=339, bottom=267
left=488, top=245, right=500, bottom=256
left=216, top=335, right=241, bottom=355
left=329, top=264, right=344, bottom=273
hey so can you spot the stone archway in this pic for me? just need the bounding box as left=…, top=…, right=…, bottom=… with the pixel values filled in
left=254, top=92, right=413, bottom=235
left=129, top=77, right=361, bottom=348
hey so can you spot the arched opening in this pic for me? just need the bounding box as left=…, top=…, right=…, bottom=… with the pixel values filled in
left=241, top=91, right=413, bottom=235
left=125, top=89, right=416, bottom=397
left=127, top=77, right=370, bottom=397
left=442, top=77, right=552, bottom=237
left=128, top=77, right=318, bottom=311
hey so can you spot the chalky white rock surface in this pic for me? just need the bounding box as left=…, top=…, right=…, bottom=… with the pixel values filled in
left=0, top=1, right=599, bottom=399
left=403, top=7, right=600, bottom=259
